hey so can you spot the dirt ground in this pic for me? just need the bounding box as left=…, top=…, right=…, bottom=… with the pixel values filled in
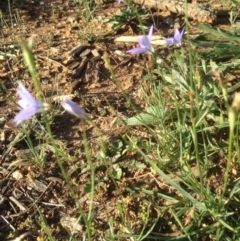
left=0, top=0, right=236, bottom=240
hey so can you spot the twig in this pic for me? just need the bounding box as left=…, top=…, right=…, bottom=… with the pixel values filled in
left=1, top=215, right=15, bottom=231
left=41, top=202, right=65, bottom=207
left=115, top=36, right=166, bottom=45
left=9, top=196, right=27, bottom=212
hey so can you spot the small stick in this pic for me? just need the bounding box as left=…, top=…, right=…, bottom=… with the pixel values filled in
left=9, top=196, right=27, bottom=212
left=1, top=215, right=15, bottom=231
left=115, top=36, right=166, bottom=45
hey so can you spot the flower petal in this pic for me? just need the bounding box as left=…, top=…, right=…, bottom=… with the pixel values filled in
left=61, top=99, right=86, bottom=118
left=127, top=47, right=148, bottom=55
left=13, top=108, right=41, bottom=126
left=147, top=25, right=153, bottom=40
left=13, top=82, right=50, bottom=126
left=179, top=27, right=185, bottom=40
left=174, top=29, right=181, bottom=42
left=139, top=35, right=152, bottom=51
left=174, top=27, right=185, bottom=43
left=18, top=98, right=41, bottom=110
left=17, top=81, right=37, bottom=108
left=166, top=37, right=174, bottom=45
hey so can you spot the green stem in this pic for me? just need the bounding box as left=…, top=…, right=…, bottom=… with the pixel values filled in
left=222, top=109, right=235, bottom=198
left=190, top=100, right=203, bottom=198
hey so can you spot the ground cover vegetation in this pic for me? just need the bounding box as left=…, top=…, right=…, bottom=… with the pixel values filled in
left=1, top=0, right=240, bottom=240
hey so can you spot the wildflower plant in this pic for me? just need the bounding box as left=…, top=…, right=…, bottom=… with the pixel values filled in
left=61, top=99, right=86, bottom=118
left=8, top=34, right=93, bottom=241
left=127, top=25, right=154, bottom=54
left=14, top=82, right=86, bottom=126
left=13, top=81, right=50, bottom=126
left=166, top=27, right=185, bottom=46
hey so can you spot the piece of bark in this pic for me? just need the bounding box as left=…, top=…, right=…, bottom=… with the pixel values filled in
left=68, top=45, right=91, bottom=58
left=132, top=0, right=216, bottom=23
left=72, top=58, right=88, bottom=79
left=28, top=179, right=48, bottom=193
left=60, top=216, right=83, bottom=233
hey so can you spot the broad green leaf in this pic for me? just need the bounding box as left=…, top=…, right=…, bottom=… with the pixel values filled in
left=125, top=106, right=161, bottom=125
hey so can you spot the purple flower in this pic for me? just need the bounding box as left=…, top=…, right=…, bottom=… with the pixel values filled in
left=116, top=0, right=121, bottom=3
left=166, top=27, right=185, bottom=46
left=127, top=25, right=154, bottom=54
left=61, top=99, right=86, bottom=118
left=13, top=81, right=49, bottom=126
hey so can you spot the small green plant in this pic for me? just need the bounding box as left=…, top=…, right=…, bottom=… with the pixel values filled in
left=106, top=4, right=148, bottom=32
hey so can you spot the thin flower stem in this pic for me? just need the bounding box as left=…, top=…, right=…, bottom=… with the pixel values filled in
left=189, top=92, right=204, bottom=198
left=222, top=109, right=235, bottom=198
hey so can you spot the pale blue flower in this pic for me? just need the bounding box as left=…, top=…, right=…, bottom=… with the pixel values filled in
left=61, top=99, right=86, bottom=118
left=127, top=25, right=154, bottom=54
left=13, top=82, right=49, bottom=126
left=166, top=27, right=185, bottom=46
